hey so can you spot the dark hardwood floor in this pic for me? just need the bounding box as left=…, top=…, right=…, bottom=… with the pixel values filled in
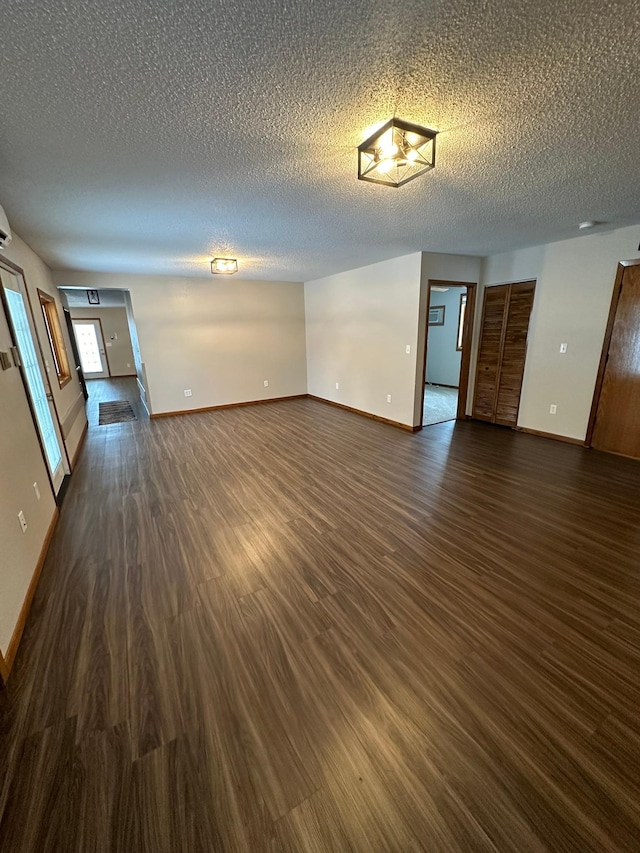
left=1, top=390, right=639, bottom=852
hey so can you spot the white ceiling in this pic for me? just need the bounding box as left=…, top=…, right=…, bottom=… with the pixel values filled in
left=1, top=0, right=640, bottom=282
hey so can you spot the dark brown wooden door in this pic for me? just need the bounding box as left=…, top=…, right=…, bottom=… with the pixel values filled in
left=591, top=263, right=640, bottom=458
left=473, top=285, right=508, bottom=421
left=473, top=281, right=535, bottom=427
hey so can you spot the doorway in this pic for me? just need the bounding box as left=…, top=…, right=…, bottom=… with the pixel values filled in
left=421, top=280, right=477, bottom=427
left=587, top=259, right=640, bottom=459
left=72, top=318, right=110, bottom=378
left=0, top=267, right=69, bottom=495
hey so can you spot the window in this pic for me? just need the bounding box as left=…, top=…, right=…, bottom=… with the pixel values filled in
left=38, top=289, right=71, bottom=387
left=457, top=293, right=467, bottom=351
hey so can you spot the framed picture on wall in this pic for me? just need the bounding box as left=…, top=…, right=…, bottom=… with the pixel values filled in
left=87, top=289, right=100, bottom=305
left=428, top=305, right=445, bottom=326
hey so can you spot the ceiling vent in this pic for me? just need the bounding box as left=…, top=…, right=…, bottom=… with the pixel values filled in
left=0, top=205, right=12, bottom=251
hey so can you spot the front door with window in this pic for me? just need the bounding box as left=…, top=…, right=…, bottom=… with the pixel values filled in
left=0, top=268, right=67, bottom=494
left=72, top=319, right=110, bottom=378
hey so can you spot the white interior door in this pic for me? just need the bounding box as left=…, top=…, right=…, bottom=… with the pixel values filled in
left=72, top=319, right=109, bottom=378
left=0, top=269, right=67, bottom=494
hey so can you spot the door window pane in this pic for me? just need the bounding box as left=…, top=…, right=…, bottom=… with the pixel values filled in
left=5, top=289, right=62, bottom=473
left=74, top=323, right=104, bottom=373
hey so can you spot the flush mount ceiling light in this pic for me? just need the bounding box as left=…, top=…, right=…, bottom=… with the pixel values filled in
left=358, top=118, right=437, bottom=187
left=211, top=257, right=238, bottom=275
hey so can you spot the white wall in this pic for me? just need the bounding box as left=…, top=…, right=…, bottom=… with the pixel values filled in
left=426, top=286, right=465, bottom=386
left=53, top=272, right=307, bottom=414
left=480, top=225, right=640, bottom=440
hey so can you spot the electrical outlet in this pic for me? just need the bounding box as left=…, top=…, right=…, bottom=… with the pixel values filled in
left=184, top=389, right=192, bottom=397
left=549, top=404, right=557, bottom=414
left=33, top=482, right=40, bottom=501
left=264, top=380, right=269, bottom=387
left=18, top=511, right=27, bottom=533
left=335, top=382, right=339, bottom=390
left=405, top=344, right=411, bottom=355
left=387, top=394, right=392, bottom=403
left=560, top=343, right=568, bottom=353
left=127, top=363, right=131, bottom=368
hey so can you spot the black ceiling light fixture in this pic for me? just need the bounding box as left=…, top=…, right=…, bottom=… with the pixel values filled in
left=211, top=257, right=238, bottom=275
left=357, top=118, right=437, bottom=187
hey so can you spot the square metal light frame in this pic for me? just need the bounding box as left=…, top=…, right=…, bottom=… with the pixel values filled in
left=211, top=257, right=238, bottom=275
left=357, top=118, right=437, bottom=188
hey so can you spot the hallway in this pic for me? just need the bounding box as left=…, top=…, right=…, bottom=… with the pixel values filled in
left=0, top=401, right=639, bottom=851
left=84, top=376, right=146, bottom=427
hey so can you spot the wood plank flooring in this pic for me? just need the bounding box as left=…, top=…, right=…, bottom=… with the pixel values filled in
left=1, top=381, right=639, bottom=852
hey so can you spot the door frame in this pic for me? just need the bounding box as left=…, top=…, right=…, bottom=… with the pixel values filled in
left=71, top=316, right=111, bottom=378
left=419, top=280, right=477, bottom=428
left=0, top=256, right=72, bottom=495
left=586, top=258, right=640, bottom=447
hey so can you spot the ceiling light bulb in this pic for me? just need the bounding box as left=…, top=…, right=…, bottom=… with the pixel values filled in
left=211, top=257, right=238, bottom=275
left=358, top=118, right=437, bottom=187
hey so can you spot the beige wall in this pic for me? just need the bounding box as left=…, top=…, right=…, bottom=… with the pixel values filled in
left=305, top=253, right=423, bottom=427
left=69, top=307, right=136, bottom=376
left=479, top=225, right=640, bottom=440
left=53, top=271, right=307, bottom=414
left=305, top=252, right=481, bottom=428
left=0, top=290, right=57, bottom=656
left=0, top=230, right=87, bottom=658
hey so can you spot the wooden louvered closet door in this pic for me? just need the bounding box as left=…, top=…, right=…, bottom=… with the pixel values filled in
left=473, top=281, right=535, bottom=427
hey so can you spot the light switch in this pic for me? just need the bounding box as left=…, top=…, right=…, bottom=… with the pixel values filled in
left=559, top=343, right=568, bottom=353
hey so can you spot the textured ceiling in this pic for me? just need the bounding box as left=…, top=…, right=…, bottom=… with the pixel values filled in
left=1, top=0, right=640, bottom=281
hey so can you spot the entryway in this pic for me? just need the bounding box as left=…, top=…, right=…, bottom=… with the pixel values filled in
left=72, top=319, right=109, bottom=378
left=0, top=264, right=70, bottom=498
left=421, top=280, right=476, bottom=427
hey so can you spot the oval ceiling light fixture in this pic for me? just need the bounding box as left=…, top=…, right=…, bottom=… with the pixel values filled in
left=578, top=221, right=597, bottom=230
left=211, top=257, right=238, bottom=274
left=358, top=118, right=437, bottom=187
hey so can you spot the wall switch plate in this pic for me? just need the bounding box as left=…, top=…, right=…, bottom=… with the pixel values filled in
left=33, top=482, right=40, bottom=501
left=387, top=394, right=392, bottom=403
left=18, top=511, right=27, bottom=533
left=335, top=382, right=339, bottom=390
left=184, top=389, right=192, bottom=397
left=405, top=344, right=411, bottom=354
left=549, top=404, right=557, bottom=414
left=264, top=380, right=269, bottom=387
left=560, top=343, right=568, bottom=353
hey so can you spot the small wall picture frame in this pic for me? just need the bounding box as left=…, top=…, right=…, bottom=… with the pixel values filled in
left=428, top=305, right=445, bottom=326
left=87, top=289, right=100, bottom=305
